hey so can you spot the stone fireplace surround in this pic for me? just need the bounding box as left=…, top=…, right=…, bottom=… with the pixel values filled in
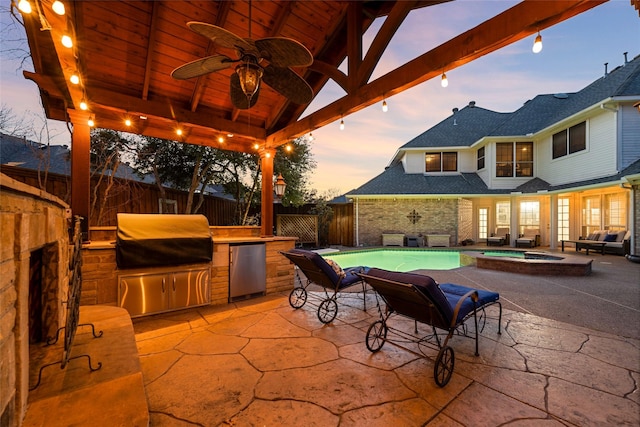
left=1, top=173, right=70, bottom=426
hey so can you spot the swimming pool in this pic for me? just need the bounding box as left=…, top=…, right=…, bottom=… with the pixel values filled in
left=323, top=249, right=460, bottom=271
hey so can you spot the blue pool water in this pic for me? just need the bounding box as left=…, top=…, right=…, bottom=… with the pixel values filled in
left=323, top=249, right=460, bottom=271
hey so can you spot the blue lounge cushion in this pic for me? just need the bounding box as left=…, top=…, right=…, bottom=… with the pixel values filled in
left=439, top=283, right=500, bottom=323
left=341, top=266, right=370, bottom=288
left=603, top=233, right=617, bottom=242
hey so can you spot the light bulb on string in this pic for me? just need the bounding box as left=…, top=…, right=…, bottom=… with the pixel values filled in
left=532, top=32, right=542, bottom=53
left=61, top=34, right=73, bottom=48
left=88, top=116, right=95, bottom=127
left=18, top=0, right=31, bottom=13
left=339, top=118, right=344, bottom=130
left=441, top=73, right=448, bottom=88
left=52, top=1, right=65, bottom=15
left=79, top=99, right=88, bottom=111
left=70, top=73, right=80, bottom=85
left=382, top=100, right=388, bottom=112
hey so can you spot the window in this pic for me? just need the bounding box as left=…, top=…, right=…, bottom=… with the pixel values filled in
left=519, top=201, right=539, bottom=234
left=477, top=146, right=485, bottom=170
left=425, top=152, right=457, bottom=172
left=496, top=201, right=510, bottom=227
left=582, top=196, right=600, bottom=236
left=478, top=208, right=488, bottom=239
left=605, top=193, right=626, bottom=231
left=558, top=198, right=570, bottom=241
left=516, top=142, right=533, bottom=177
left=553, top=121, right=586, bottom=159
left=496, top=143, right=513, bottom=177
left=496, top=142, right=533, bottom=177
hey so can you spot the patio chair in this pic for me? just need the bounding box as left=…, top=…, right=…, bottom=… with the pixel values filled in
left=358, top=268, right=501, bottom=387
left=487, top=227, right=510, bottom=246
left=280, top=249, right=370, bottom=324
left=515, top=228, right=540, bottom=248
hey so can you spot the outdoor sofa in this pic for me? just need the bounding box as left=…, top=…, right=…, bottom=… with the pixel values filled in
left=579, top=230, right=631, bottom=255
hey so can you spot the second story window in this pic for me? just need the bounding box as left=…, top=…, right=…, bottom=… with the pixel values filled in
left=552, top=121, right=586, bottom=159
left=425, top=152, right=457, bottom=172
left=496, top=142, right=533, bottom=177
left=477, top=146, right=485, bottom=170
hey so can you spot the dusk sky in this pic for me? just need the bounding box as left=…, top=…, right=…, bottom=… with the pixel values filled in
left=1, top=1, right=639, bottom=196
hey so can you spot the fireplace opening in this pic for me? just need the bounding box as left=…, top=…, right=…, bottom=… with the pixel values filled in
left=28, top=248, right=44, bottom=344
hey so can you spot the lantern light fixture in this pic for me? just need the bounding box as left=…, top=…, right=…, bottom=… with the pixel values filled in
left=274, top=174, right=286, bottom=198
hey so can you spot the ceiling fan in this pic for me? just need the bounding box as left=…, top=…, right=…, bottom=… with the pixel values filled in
left=171, top=9, right=314, bottom=110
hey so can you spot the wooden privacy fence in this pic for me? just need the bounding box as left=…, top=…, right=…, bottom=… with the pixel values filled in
left=274, top=203, right=354, bottom=247
left=276, top=214, right=319, bottom=246
left=1, top=165, right=237, bottom=226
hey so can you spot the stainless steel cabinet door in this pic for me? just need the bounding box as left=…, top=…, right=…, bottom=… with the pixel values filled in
left=119, top=272, right=168, bottom=316
left=170, top=269, right=210, bottom=308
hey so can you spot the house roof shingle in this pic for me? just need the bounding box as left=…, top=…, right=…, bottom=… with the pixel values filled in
left=348, top=54, right=640, bottom=198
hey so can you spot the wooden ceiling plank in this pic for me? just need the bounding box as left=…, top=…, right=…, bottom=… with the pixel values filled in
left=141, top=1, right=160, bottom=100
left=266, top=0, right=606, bottom=146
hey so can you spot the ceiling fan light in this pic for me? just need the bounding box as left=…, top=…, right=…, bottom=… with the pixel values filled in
left=18, top=0, right=31, bottom=14
left=236, top=62, right=263, bottom=98
left=52, top=1, right=65, bottom=15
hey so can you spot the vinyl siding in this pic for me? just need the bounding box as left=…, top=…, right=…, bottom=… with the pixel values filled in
left=620, top=103, right=640, bottom=170
left=538, top=112, right=617, bottom=186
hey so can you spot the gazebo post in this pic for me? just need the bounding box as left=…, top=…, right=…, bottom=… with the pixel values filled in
left=67, top=109, right=92, bottom=241
left=260, top=148, right=276, bottom=237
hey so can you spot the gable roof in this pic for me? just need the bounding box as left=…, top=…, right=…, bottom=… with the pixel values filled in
left=400, top=54, right=640, bottom=149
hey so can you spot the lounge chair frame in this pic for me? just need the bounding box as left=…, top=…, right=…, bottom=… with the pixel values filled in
left=358, top=270, right=501, bottom=387
left=280, top=250, right=368, bottom=324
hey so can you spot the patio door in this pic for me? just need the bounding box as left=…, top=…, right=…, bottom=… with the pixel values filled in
left=478, top=208, right=488, bottom=241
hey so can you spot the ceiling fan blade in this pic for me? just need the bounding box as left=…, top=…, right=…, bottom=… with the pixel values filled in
left=187, top=22, right=254, bottom=52
left=262, top=66, right=313, bottom=105
left=255, top=38, right=313, bottom=68
left=230, top=73, right=260, bottom=109
left=171, top=55, right=234, bottom=80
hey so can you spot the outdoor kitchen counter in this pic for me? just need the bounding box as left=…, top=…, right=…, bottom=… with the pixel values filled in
left=80, top=232, right=297, bottom=308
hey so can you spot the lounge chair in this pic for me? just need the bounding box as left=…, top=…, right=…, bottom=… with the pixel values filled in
left=487, top=227, right=510, bottom=246
left=358, top=268, right=501, bottom=387
left=515, top=228, right=540, bottom=248
left=280, top=249, right=370, bottom=324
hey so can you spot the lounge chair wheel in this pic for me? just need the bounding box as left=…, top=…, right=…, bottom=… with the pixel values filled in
left=366, top=320, right=387, bottom=352
left=434, top=346, right=455, bottom=387
left=317, top=299, right=338, bottom=323
left=289, top=287, right=307, bottom=309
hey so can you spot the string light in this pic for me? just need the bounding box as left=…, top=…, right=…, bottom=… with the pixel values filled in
left=253, top=143, right=260, bottom=150
left=176, top=127, right=183, bottom=136
left=218, top=136, right=224, bottom=143
left=18, top=0, right=31, bottom=13
left=532, top=32, right=542, bottom=53
left=285, top=144, right=292, bottom=152
left=339, top=118, right=344, bottom=130
left=70, top=73, right=80, bottom=85
left=441, top=72, right=448, bottom=88
left=52, top=1, right=65, bottom=15
left=382, top=100, right=388, bottom=112
left=124, top=117, right=132, bottom=127
left=309, top=132, right=314, bottom=141
left=61, top=34, right=73, bottom=48
left=87, top=116, right=95, bottom=127
left=79, top=98, right=88, bottom=110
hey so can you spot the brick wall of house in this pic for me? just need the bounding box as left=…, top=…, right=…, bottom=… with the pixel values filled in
left=356, top=198, right=459, bottom=246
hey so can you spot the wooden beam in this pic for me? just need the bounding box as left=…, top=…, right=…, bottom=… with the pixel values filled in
left=346, top=1, right=363, bottom=94
left=266, top=0, right=606, bottom=146
left=141, top=1, right=160, bottom=101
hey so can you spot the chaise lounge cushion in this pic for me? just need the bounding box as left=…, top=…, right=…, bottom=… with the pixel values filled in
left=439, top=283, right=500, bottom=323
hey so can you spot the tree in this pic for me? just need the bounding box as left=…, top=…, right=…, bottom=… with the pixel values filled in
left=274, top=137, right=316, bottom=207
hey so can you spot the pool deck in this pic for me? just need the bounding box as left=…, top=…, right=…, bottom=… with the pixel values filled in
left=26, top=248, right=639, bottom=426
